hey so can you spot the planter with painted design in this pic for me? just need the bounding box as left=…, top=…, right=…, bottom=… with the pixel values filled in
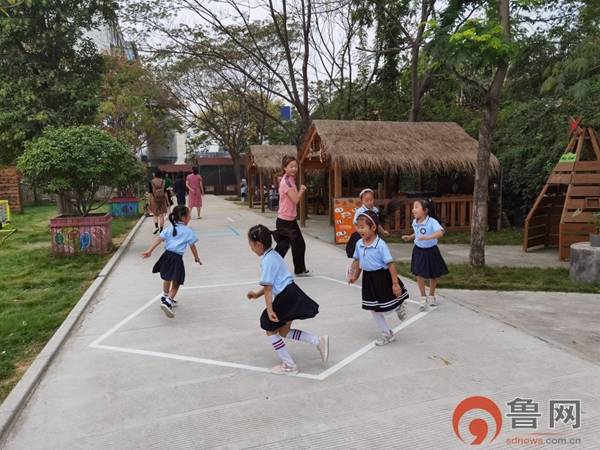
left=49, top=214, right=112, bottom=255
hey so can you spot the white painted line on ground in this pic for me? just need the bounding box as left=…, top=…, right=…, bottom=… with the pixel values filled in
left=89, top=275, right=432, bottom=380
left=179, top=280, right=257, bottom=291
left=91, top=344, right=322, bottom=379
left=89, top=295, right=161, bottom=347
left=227, top=217, right=235, bottom=223
left=315, top=310, right=430, bottom=380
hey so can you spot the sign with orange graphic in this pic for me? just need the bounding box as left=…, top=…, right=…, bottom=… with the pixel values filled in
left=333, top=198, right=361, bottom=244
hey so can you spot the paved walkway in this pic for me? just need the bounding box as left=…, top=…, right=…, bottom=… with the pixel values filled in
left=1, top=196, right=599, bottom=449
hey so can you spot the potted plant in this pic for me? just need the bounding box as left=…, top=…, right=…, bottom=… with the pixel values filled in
left=109, top=165, right=146, bottom=217
left=17, top=126, right=143, bottom=255
left=591, top=212, right=600, bottom=247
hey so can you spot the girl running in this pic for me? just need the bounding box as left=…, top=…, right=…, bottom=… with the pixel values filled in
left=275, top=156, right=309, bottom=276
left=142, top=205, right=202, bottom=318
left=402, top=199, right=448, bottom=310
left=349, top=210, right=409, bottom=346
left=246, top=225, right=329, bottom=375
left=345, top=188, right=388, bottom=258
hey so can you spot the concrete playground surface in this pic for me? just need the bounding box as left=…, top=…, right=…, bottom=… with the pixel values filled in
left=1, top=196, right=599, bottom=449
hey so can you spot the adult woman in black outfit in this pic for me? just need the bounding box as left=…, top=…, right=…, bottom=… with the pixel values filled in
left=275, top=156, right=309, bottom=275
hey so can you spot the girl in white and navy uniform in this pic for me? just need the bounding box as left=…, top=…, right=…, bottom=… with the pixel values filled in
left=349, top=210, right=409, bottom=346
left=402, top=199, right=448, bottom=310
left=345, top=188, right=388, bottom=258
left=247, top=225, right=329, bottom=375
left=142, top=205, right=201, bottom=318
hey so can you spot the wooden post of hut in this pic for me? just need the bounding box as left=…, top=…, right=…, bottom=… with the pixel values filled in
left=259, top=172, right=265, bottom=213
left=333, top=161, right=342, bottom=198
left=329, top=168, right=334, bottom=225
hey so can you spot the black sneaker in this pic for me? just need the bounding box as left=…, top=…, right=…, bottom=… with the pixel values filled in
left=153, top=227, right=160, bottom=235
left=296, top=270, right=310, bottom=277
left=160, top=298, right=174, bottom=318
left=171, top=299, right=178, bottom=307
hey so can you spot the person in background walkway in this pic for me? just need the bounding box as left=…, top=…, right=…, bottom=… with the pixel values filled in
left=348, top=210, right=409, bottom=346
left=149, top=169, right=169, bottom=234
left=164, top=172, right=174, bottom=210
left=174, top=172, right=186, bottom=207
left=275, top=156, right=309, bottom=276
left=268, top=184, right=278, bottom=210
left=186, top=167, right=204, bottom=219
left=246, top=224, right=328, bottom=375
left=240, top=178, right=247, bottom=202
left=402, top=199, right=448, bottom=310
left=345, top=188, right=388, bottom=258
left=142, top=206, right=201, bottom=318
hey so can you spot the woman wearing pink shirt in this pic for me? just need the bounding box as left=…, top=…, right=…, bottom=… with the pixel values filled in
left=275, top=156, right=309, bottom=275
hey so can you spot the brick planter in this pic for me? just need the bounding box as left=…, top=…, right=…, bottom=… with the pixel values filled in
left=110, top=197, right=139, bottom=217
left=49, top=214, right=112, bottom=255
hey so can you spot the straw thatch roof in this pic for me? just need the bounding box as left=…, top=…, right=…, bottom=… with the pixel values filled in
left=249, top=145, right=296, bottom=174
left=306, top=120, right=500, bottom=174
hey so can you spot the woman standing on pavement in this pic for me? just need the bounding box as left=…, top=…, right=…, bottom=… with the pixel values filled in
left=274, top=156, right=309, bottom=276
left=174, top=172, right=187, bottom=206
left=149, top=169, right=169, bottom=234
left=186, top=167, right=204, bottom=219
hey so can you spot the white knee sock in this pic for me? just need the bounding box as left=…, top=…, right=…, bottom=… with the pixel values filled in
left=270, top=335, right=295, bottom=366
left=288, top=329, right=319, bottom=346
left=371, top=311, right=392, bottom=334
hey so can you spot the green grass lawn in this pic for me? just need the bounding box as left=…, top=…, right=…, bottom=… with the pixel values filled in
left=386, top=228, right=523, bottom=245
left=0, top=204, right=140, bottom=402
left=395, top=262, right=600, bottom=294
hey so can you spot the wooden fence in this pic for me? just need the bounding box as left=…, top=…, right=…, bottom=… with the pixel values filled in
left=375, top=195, right=473, bottom=234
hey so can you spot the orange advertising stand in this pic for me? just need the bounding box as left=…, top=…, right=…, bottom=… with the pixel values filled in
left=333, top=198, right=361, bottom=244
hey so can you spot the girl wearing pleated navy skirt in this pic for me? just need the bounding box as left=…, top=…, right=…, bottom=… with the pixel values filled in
left=348, top=210, right=409, bottom=346
left=142, top=205, right=202, bottom=318
left=402, top=199, right=448, bottom=311
left=246, top=225, right=329, bottom=375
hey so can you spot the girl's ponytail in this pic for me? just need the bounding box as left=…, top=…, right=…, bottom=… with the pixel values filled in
left=168, top=212, right=178, bottom=236
left=423, top=198, right=443, bottom=226
left=168, top=205, right=189, bottom=237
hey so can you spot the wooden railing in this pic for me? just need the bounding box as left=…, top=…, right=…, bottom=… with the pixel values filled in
left=375, top=195, right=473, bottom=234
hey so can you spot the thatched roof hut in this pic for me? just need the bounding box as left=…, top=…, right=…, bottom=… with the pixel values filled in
left=301, top=120, right=500, bottom=174
left=248, top=145, right=296, bottom=175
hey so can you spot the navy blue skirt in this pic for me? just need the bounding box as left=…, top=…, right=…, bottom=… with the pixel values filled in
left=152, top=250, right=186, bottom=285
left=362, top=269, right=409, bottom=312
left=411, top=245, right=449, bottom=279
left=260, top=282, right=319, bottom=332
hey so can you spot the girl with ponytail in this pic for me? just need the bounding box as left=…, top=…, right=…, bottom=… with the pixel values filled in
left=247, top=224, right=329, bottom=375
left=142, top=205, right=202, bottom=318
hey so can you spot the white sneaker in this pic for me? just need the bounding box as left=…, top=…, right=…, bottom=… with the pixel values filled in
left=429, top=296, right=438, bottom=307
left=317, top=335, right=330, bottom=364
left=396, top=303, right=408, bottom=321
left=375, top=331, right=395, bottom=346
left=160, top=298, right=174, bottom=318
left=270, top=363, right=299, bottom=375
left=419, top=296, right=428, bottom=312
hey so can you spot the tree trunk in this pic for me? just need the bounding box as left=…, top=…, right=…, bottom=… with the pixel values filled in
left=469, top=105, right=496, bottom=266
left=56, top=193, right=76, bottom=216
left=232, top=156, right=242, bottom=190
left=409, top=44, right=421, bottom=122
left=469, top=0, right=510, bottom=267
